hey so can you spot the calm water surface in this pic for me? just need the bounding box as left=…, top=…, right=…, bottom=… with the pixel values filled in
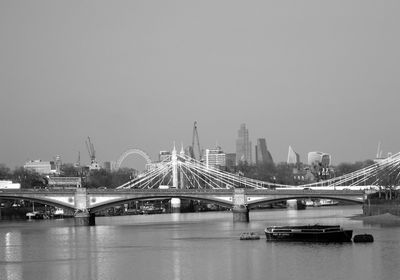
left=1, top=206, right=400, bottom=280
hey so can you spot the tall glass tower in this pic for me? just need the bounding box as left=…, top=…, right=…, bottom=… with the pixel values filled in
left=236, top=124, right=252, bottom=164
left=255, top=138, right=274, bottom=165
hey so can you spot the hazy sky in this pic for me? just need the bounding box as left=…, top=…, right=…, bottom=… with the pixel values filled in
left=1, top=1, right=399, bottom=170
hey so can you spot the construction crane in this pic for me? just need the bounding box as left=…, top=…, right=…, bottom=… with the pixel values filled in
left=85, top=137, right=101, bottom=170
left=86, top=136, right=96, bottom=164
left=191, top=121, right=202, bottom=161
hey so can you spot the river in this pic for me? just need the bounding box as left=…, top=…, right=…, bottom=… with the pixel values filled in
left=0, top=205, right=399, bottom=280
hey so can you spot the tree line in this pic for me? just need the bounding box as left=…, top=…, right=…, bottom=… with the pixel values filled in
left=235, top=159, right=376, bottom=185
left=0, top=163, right=134, bottom=189
left=0, top=159, right=381, bottom=189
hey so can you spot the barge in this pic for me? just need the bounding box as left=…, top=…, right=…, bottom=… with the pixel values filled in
left=265, top=225, right=352, bottom=242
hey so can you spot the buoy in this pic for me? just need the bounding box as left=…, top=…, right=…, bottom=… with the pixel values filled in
left=353, top=234, right=374, bottom=243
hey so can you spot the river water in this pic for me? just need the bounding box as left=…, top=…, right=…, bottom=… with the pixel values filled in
left=0, top=205, right=399, bottom=280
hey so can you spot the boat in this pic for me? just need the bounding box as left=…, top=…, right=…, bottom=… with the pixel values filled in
left=305, top=199, right=314, bottom=207
left=26, top=211, right=45, bottom=219
left=140, top=205, right=164, bottom=215
left=353, top=234, right=374, bottom=243
left=265, top=225, right=353, bottom=242
left=240, top=232, right=260, bottom=240
left=26, top=202, right=40, bottom=219
left=26, top=211, right=38, bottom=219
left=306, top=199, right=339, bottom=207
left=319, top=199, right=339, bottom=206
left=52, top=208, right=64, bottom=218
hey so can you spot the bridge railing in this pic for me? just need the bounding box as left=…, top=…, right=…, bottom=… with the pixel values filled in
left=245, top=189, right=365, bottom=194
left=0, top=188, right=76, bottom=193
left=88, top=188, right=234, bottom=194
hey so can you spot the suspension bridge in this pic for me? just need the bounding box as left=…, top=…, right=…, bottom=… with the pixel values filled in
left=1, top=146, right=400, bottom=225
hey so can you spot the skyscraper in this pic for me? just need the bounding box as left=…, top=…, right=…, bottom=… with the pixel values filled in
left=287, top=146, right=300, bottom=165
left=236, top=124, right=252, bottom=164
left=255, top=138, right=274, bottom=165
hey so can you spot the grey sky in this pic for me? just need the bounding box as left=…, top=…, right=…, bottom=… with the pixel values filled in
left=1, top=1, right=399, bottom=170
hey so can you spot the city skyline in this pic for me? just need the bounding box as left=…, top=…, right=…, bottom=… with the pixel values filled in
left=1, top=126, right=384, bottom=171
left=1, top=1, right=399, bottom=170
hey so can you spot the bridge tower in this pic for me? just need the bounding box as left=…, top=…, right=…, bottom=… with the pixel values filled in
left=172, top=145, right=178, bottom=189
left=180, top=145, right=186, bottom=189
left=170, top=145, right=182, bottom=212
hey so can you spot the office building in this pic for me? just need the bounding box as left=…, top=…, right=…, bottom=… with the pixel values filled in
left=308, top=151, right=331, bottom=167
left=308, top=151, right=332, bottom=180
left=287, top=146, right=300, bottom=165
left=24, top=160, right=59, bottom=175
left=204, top=146, right=226, bottom=169
left=255, top=138, right=274, bottom=165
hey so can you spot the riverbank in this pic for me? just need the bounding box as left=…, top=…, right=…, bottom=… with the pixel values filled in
left=0, top=207, right=32, bottom=220
left=351, top=213, right=400, bottom=225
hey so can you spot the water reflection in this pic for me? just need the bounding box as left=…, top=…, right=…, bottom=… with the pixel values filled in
left=172, top=229, right=181, bottom=280
left=1, top=231, right=22, bottom=280
left=1, top=206, right=400, bottom=280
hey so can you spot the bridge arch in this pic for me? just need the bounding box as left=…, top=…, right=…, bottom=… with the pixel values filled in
left=246, top=194, right=364, bottom=209
left=89, top=195, right=233, bottom=213
left=116, top=149, right=152, bottom=169
left=0, top=194, right=76, bottom=212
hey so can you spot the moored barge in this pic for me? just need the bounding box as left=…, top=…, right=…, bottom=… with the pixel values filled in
left=265, top=225, right=352, bottom=242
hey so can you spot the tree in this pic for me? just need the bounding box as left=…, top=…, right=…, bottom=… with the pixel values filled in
left=0, top=164, right=11, bottom=180
left=377, top=164, right=400, bottom=200
left=86, top=169, right=111, bottom=188
left=12, top=167, right=44, bottom=188
left=254, top=162, right=276, bottom=182
left=110, top=168, right=136, bottom=188
left=236, top=161, right=253, bottom=177
left=60, top=163, right=80, bottom=177
left=274, top=163, right=295, bottom=185
left=334, top=160, right=374, bottom=177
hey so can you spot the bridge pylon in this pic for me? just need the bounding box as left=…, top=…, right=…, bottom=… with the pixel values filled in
left=172, top=145, right=178, bottom=189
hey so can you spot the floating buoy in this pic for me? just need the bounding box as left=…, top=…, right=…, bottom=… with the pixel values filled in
left=353, top=234, right=374, bottom=243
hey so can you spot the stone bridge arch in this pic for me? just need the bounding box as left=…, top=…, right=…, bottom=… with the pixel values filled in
left=246, top=194, right=364, bottom=209
left=0, top=194, right=76, bottom=212
left=88, top=194, right=234, bottom=213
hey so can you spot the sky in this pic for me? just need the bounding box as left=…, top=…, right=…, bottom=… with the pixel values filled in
left=1, top=0, right=400, bottom=171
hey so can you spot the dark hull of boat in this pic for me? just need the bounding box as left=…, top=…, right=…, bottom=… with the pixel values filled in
left=265, top=230, right=353, bottom=242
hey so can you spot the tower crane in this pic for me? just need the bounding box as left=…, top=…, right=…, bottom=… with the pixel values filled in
left=86, top=136, right=96, bottom=164
left=85, top=137, right=100, bottom=170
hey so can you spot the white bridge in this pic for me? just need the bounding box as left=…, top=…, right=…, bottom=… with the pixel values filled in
left=1, top=146, right=399, bottom=225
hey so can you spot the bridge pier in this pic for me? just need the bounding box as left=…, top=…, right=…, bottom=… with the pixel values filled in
left=74, top=188, right=95, bottom=226
left=233, top=188, right=249, bottom=222
left=232, top=205, right=249, bottom=222
left=74, top=211, right=95, bottom=226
